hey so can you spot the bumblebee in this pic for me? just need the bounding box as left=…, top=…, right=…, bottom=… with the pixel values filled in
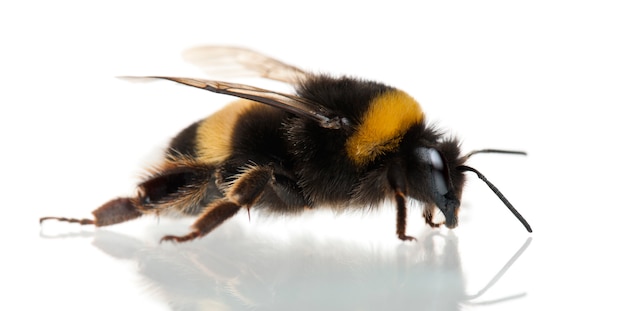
left=40, top=46, right=531, bottom=242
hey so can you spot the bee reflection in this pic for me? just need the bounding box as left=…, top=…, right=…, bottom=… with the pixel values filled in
left=80, top=220, right=531, bottom=311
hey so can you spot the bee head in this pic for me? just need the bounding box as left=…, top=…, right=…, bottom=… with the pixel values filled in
left=414, top=143, right=532, bottom=232
left=416, top=140, right=466, bottom=229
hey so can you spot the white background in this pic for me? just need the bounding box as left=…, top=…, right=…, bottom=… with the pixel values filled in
left=2, top=1, right=625, bottom=310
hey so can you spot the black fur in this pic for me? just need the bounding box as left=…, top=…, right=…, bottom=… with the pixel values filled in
left=211, top=75, right=460, bottom=212
left=168, top=120, right=201, bottom=157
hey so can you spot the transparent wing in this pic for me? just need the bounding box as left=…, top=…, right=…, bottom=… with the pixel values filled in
left=182, top=46, right=310, bottom=84
left=121, top=76, right=345, bottom=130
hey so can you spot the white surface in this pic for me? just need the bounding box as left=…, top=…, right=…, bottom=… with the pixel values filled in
left=2, top=1, right=625, bottom=310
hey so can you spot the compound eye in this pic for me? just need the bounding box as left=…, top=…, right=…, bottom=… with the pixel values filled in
left=426, top=148, right=444, bottom=170
left=417, top=148, right=450, bottom=195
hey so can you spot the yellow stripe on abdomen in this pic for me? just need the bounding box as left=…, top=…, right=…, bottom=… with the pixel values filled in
left=346, top=90, right=424, bottom=166
left=195, top=99, right=256, bottom=164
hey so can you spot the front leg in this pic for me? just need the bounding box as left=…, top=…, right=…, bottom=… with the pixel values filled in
left=422, top=203, right=443, bottom=228
left=161, top=165, right=274, bottom=243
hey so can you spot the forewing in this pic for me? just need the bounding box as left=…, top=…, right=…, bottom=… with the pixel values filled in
left=122, top=76, right=344, bottom=129
left=182, top=46, right=310, bottom=84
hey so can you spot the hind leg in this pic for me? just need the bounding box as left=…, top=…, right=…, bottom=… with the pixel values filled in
left=40, top=197, right=142, bottom=227
left=40, top=161, right=220, bottom=228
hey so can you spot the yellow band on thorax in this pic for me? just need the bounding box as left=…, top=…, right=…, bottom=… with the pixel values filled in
left=346, top=90, right=423, bottom=166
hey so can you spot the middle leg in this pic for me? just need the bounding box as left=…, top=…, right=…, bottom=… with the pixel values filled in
left=160, top=164, right=306, bottom=243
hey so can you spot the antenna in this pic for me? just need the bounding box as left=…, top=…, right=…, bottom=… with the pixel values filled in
left=458, top=165, right=532, bottom=232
